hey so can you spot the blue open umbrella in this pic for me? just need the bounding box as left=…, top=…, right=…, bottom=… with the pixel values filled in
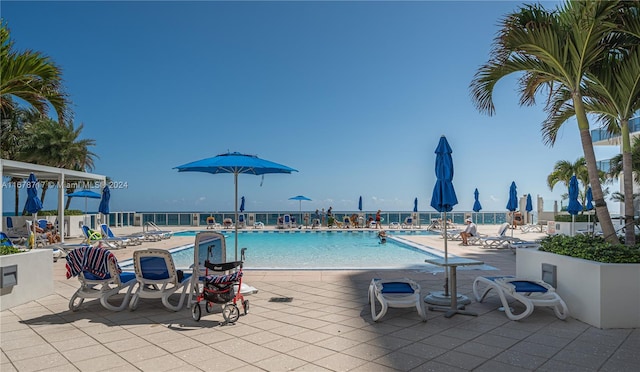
left=240, top=196, right=245, bottom=213
left=289, top=195, right=311, bottom=224
left=68, top=189, right=101, bottom=227
left=98, top=185, right=111, bottom=226
left=175, top=152, right=297, bottom=259
left=525, top=194, right=533, bottom=224
left=24, top=173, right=43, bottom=247
left=567, top=175, right=582, bottom=236
left=430, top=135, right=458, bottom=296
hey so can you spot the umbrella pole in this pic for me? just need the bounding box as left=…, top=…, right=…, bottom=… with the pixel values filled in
left=234, top=172, right=239, bottom=261
left=443, top=211, right=449, bottom=297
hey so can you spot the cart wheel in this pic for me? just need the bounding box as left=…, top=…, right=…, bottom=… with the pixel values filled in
left=206, top=301, right=214, bottom=313
left=69, top=293, right=84, bottom=312
left=223, top=304, right=240, bottom=323
left=242, top=300, right=250, bottom=315
left=192, top=303, right=201, bottom=321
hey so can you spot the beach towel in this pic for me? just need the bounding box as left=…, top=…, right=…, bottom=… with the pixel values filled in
left=65, top=245, right=119, bottom=279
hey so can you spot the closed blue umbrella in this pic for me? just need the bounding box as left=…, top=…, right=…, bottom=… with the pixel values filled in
left=586, top=186, right=594, bottom=234
left=358, top=196, right=363, bottom=212
left=240, top=196, right=245, bottom=213
left=473, top=188, right=482, bottom=224
left=567, top=175, right=582, bottom=236
left=473, top=188, right=482, bottom=212
left=413, top=197, right=418, bottom=213
left=430, top=135, right=457, bottom=297
left=175, top=152, right=297, bottom=259
left=506, top=181, right=518, bottom=237
left=525, top=194, right=533, bottom=224
left=24, top=173, right=43, bottom=247
left=98, top=185, right=111, bottom=227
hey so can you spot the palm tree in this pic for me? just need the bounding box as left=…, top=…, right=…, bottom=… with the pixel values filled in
left=0, top=20, right=70, bottom=122
left=470, top=1, right=624, bottom=244
left=543, top=7, right=640, bottom=244
left=17, top=118, right=97, bottom=205
left=609, top=136, right=640, bottom=185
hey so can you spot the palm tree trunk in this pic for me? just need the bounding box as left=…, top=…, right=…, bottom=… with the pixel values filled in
left=621, top=119, right=635, bottom=245
left=574, top=97, right=619, bottom=244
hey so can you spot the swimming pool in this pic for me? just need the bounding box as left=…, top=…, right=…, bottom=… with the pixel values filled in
left=166, top=230, right=449, bottom=270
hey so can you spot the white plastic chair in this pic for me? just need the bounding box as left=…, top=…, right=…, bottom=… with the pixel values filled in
left=368, top=278, right=427, bottom=322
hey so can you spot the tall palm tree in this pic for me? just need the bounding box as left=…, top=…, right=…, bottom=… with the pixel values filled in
left=544, top=9, right=640, bottom=244
left=17, top=118, right=97, bottom=205
left=548, top=157, right=607, bottom=208
left=470, top=1, right=624, bottom=243
left=609, top=136, right=640, bottom=185
left=0, top=20, right=70, bottom=122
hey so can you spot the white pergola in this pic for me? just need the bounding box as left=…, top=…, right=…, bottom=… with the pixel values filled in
left=1, top=158, right=106, bottom=241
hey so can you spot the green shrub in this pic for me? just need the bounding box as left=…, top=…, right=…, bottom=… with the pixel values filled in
left=0, top=242, right=21, bottom=255
left=38, top=209, right=84, bottom=216
left=553, top=214, right=597, bottom=223
left=539, top=235, right=640, bottom=263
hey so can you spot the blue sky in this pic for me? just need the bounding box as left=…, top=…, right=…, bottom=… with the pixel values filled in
left=1, top=0, right=621, bottom=215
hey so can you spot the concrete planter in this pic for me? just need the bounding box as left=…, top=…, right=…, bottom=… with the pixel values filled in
left=516, top=248, right=640, bottom=329
left=0, top=250, right=54, bottom=311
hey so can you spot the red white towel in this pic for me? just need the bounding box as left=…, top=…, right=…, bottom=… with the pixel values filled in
left=65, top=245, right=119, bottom=279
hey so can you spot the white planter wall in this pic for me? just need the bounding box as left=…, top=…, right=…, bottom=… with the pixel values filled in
left=0, top=250, right=54, bottom=311
left=516, top=248, right=640, bottom=328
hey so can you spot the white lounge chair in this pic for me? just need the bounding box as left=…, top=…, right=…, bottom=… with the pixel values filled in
left=206, top=216, right=222, bottom=229
left=100, top=224, right=143, bottom=245
left=368, top=278, right=427, bottom=322
left=129, top=248, right=192, bottom=311
left=472, top=276, right=568, bottom=321
left=66, top=245, right=137, bottom=311
left=477, top=223, right=518, bottom=248
left=402, top=216, right=414, bottom=229
left=143, top=221, right=173, bottom=239
left=237, top=214, right=246, bottom=229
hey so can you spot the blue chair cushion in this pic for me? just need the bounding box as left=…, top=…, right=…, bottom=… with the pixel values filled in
left=511, top=281, right=548, bottom=293
left=380, top=282, right=414, bottom=294
left=119, top=271, right=136, bottom=282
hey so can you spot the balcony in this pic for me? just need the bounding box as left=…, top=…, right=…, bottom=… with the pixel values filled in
left=592, top=116, right=640, bottom=145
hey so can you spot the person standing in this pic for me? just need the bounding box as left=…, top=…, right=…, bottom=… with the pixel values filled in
left=375, top=210, right=382, bottom=229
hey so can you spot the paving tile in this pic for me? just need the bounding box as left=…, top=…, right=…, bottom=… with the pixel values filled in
left=374, top=350, right=429, bottom=371
left=3, top=343, right=58, bottom=362
left=432, top=350, right=487, bottom=370
left=288, top=344, right=338, bottom=362
left=71, top=354, right=132, bottom=372
left=536, top=359, right=599, bottom=371
left=551, top=348, right=610, bottom=369
left=63, top=344, right=113, bottom=363
left=472, top=359, right=532, bottom=372
left=410, top=360, right=469, bottom=371
left=10, top=352, right=71, bottom=372
left=493, top=349, right=548, bottom=369
left=453, top=340, right=504, bottom=359
left=420, top=334, right=468, bottom=350
left=262, top=336, right=308, bottom=353
left=116, top=344, right=168, bottom=363
left=313, top=352, right=369, bottom=371
left=252, top=353, right=308, bottom=371
left=131, top=353, right=192, bottom=372
left=315, top=335, right=361, bottom=352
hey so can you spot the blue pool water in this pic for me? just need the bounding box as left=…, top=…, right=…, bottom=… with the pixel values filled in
left=168, top=230, right=446, bottom=270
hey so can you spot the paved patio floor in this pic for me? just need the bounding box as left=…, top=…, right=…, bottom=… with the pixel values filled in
left=1, top=226, right=638, bottom=371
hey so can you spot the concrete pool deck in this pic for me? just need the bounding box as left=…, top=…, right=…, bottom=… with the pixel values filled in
left=1, top=224, right=638, bottom=371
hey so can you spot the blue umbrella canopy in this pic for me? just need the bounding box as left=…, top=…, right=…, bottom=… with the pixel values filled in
left=24, top=173, right=43, bottom=214
left=358, top=196, right=363, bottom=211
left=98, top=185, right=111, bottom=215
left=240, top=196, right=245, bottom=213
left=430, top=136, right=458, bottom=213
left=567, top=176, right=582, bottom=215
left=175, top=152, right=298, bottom=259
left=585, top=186, right=594, bottom=211
left=67, top=189, right=102, bottom=217
left=506, top=181, right=518, bottom=212
left=413, top=197, right=418, bottom=213
left=289, top=195, right=311, bottom=221
left=472, top=188, right=482, bottom=212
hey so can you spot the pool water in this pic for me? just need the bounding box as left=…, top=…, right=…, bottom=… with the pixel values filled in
left=169, top=230, right=444, bottom=270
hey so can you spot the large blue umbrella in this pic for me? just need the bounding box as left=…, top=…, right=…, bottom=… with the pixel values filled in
left=525, top=194, right=533, bottom=224
left=67, top=189, right=101, bottom=212
left=24, top=173, right=43, bottom=247
left=240, top=196, right=245, bottom=213
left=175, top=152, right=298, bottom=259
left=430, top=135, right=457, bottom=296
left=567, top=175, right=582, bottom=236
left=68, top=189, right=101, bottom=226
left=98, top=185, right=111, bottom=226
left=289, top=195, right=311, bottom=224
